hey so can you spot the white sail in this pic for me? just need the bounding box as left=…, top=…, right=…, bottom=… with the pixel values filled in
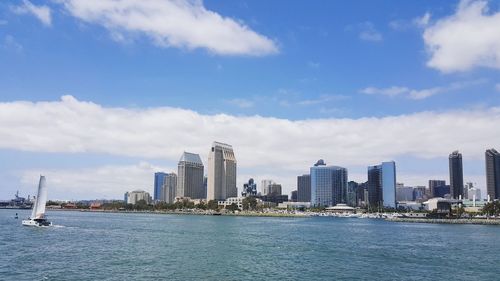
left=32, top=176, right=47, bottom=219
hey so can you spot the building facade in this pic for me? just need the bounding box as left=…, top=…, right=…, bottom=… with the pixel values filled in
left=127, top=190, right=151, bottom=205
left=261, top=179, right=274, bottom=196
left=177, top=152, right=205, bottom=199
left=207, top=142, right=237, bottom=201
left=449, top=151, right=464, bottom=199
left=154, top=172, right=168, bottom=201
left=485, top=148, right=500, bottom=200
left=161, top=173, right=177, bottom=204
left=428, top=180, right=446, bottom=198
left=297, top=174, right=311, bottom=203
left=396, top=186, right=414, bottom=202
left=310, top=160, right=348, bottom=207
left=367, top=161, right=396, bottom=208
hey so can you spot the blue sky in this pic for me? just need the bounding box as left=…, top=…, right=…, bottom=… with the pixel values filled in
left=0, top=0, right=499, bottom=200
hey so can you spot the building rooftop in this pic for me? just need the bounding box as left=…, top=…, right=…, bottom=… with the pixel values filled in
left=179, top=151, right=203, bottom=165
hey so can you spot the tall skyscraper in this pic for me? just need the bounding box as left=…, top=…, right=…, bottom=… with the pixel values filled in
left=449, top=151, right=464, bottom=199
left=177, top=152, right=205, bottom=199
left=310, top=159, right=347, bottom=207
left=154, top=172, right=168, bottom=201
left=161, top=172, right=177, bottom=203
left=261, top=179, right=274, bottom=195
left=367, top=161, right=396, bottom=208
left=429, top=180, right=446, bottom=198
left=297, top=174, right=311, bottom=202
left=207, top=142, right=237, bottom=201
left=485, top=148, right=500, bottom=200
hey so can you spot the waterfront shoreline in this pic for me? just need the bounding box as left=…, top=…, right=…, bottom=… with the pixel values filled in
left=387, top=217, right=500, bottom=225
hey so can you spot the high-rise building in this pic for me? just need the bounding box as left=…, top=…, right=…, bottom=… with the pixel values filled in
left=241, top=178, right=257, bottom=197
left=207, top=142, right=237, bottom=201
left=413, top=186, right=427, bottom=201
left=267, top=183, right=282, bottom=195
left=261, top=179, right=274, bottom=196
left=154, top=172, right=168, bottom=201
left=297, top=174, right=311, bottom=202
left=161, top=173, right=177, bottom=203
left=310, top=159, right=348, bottom=207
left=396, top=186, right=414, bottom=202
left=485, top=148, right=500, bottom=200
left=449, top=151, right=464, bottom=199
left=346, top=181, right=358, bottom=207
left=367, top=161, right=396, bottom=208
left=291, top=190, right=298, bottom=202
left=428, top=180, right=446, bottom=198
left=177, top=152, right=205, bottom=199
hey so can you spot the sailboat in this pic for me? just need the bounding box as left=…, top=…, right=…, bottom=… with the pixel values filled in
left=22, top=175, right=52, bottom=227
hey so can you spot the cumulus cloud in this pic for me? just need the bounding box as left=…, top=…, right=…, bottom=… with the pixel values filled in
left=2, top=96, right=497, bottom=198
left=423, top=0, right=500, bottom=72
left=12, top=0, right=52, bottom=26
left=1, top=95, right=499, bottom=165
left=55, top=0, right=278, bottom=56
left=21, top=162, right=167, bottom=199
left=360, top=79, right=485, bottom=100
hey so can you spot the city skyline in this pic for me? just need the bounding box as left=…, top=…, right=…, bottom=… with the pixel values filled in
left=1, top=0, right=500, bottom=200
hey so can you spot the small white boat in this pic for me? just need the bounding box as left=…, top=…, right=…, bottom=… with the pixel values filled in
left=22, top=175, right=52, bottom=227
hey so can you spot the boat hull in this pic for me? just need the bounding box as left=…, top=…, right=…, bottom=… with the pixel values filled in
left=22, top=219, right=52, bottom=227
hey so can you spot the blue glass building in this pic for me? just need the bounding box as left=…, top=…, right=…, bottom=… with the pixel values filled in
left=367, top=161, right=396, bottom=208
left=310, top=159, right=347, bottom=207
left=154, top=172, right=168, bottom=201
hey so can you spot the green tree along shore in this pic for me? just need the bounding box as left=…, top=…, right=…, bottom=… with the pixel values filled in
left=43, top=199, right=500, bottom=217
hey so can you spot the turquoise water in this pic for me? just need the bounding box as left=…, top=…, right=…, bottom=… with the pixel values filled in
left=1, top=210, right=499, bottom=281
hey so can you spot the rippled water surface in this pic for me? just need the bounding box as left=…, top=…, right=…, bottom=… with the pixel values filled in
left=1, top=210, right=499, bottom=280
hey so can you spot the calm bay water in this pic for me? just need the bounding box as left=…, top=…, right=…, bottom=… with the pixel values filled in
left=0, top=210, right=499, bottom=281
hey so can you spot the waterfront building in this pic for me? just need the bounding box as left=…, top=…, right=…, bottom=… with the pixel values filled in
left=449, top=151, right=464, bottom=199
left=241, top=178, right=257, bottom=197
left=429, top=180, right=446, bottom=198
left=154, top=172, right=168, bottom=201
left=291, top=190, right=298, bottom=202
left=161, top=173, right=177, bottom=204
left=297, top=174, right=311, bottom=203
left=310, top=159, right=348, bottom=207
left=258, top=194, right=289, bottom=205
left=124, top=192, right=128, bottom=203
left=413, top=186, right=427, bottom=202
left=177, top=152, right=205, bottom=199
left=207, top=142, right=237, bottom=201
left=367, top=161, right=396, bottom=208
left=127, top=190, right=151, bottom=205
left=485, top=148, right=500, bottom=200
left=277, top=201, right=311, bottom=209
left=396, top=186, right=414, bottom=202
left=357, top=182, right=367, bottom=206
left=467, top=187, right=481, bottom=201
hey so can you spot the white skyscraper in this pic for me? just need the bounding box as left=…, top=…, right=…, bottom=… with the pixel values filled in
left=207, top=141, right=237, bottom=201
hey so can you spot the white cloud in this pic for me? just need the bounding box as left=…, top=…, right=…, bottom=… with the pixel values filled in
left=226, top=98, right=254, bottom=108
left=346, top=22, right=383, bottom=42
left=55, top=0, right=278, bottom=56
left=2, top=96, right=498, bottom=198
left=358, top=22, right=383, bottom=42
left=21, top=162, right=167, bottom=199
left=12, top=0, right=52, bottom=26
left=297, top=95, right=349, bottom=106
left=2, top=35, right=23, bottom=52
left=414, top=12, right=431, bottom=27
left=360, top=79, right=486, bottom=100
left=423, top=0, right=500, bottom=72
